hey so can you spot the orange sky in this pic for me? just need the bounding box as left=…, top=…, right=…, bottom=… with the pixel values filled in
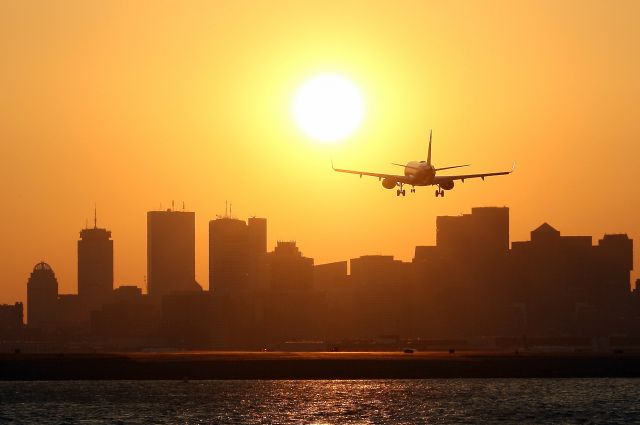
left=1, top=0, right=639, bottom=304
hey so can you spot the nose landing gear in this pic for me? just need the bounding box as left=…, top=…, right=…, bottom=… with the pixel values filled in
left=396, top=183, right=407, bottom=196
left=395, top=184, right=417, bottom=197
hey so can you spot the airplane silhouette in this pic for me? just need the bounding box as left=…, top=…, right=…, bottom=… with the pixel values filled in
left=332, top=131, right=515, bottom=197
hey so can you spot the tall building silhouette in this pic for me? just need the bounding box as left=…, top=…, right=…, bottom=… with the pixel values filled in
left=597, top=234, right=634, bottom=295
left=209, top=216, right=267, bottom=293
left=147, top=209, right=201, bottom=299
left=350, top=255, right=412, bottom=338
left=264, top=241, right=321, bottom=343
left=26, top=262, right=58, bottom=328
left=0, top=302, right=23, bottom=339
left=412, top=207, right=512, bottom=338
left=268, top=241, right=313, bottom=292
left=511, top=223, right=634, bottom=336
left=248, top=217, right=267, bottom=255
left=78, top=218, right=113, bottom=308
left=436, top=206, right=509, bottom=257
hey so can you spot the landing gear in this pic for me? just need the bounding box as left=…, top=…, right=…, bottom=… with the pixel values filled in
left=434, top=187, right=445, bottom=197
left=410, top=187, right=416, bottom=193
left=396, top=183, right=406, bottom=197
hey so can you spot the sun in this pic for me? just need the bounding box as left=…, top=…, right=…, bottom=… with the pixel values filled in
left=292, top=74, right=365, bottom=143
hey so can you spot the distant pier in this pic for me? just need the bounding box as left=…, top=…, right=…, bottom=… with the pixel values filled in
left=2, top=351, right=640, bottom=380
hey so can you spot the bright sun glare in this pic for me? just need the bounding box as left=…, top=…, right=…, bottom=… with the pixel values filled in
left=292, top=74, right=365, bottom=143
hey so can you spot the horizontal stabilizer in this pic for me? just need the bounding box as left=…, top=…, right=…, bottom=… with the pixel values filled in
left=391, top=162, right=421, bottom=171
left=435, top=164, right=470, bottom=172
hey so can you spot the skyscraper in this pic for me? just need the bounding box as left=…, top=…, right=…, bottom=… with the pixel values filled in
left=27, top=262, right=58, bottom=328
left=147, top=209, right=200, bottom=299
left=209, top=216, right=267, bottom=293
left=247, top=217, right=268, bottom=290
left=247, top=217, right=267, bottom=257
left=268, top=241, right=313, bottom=292
left=436, top=207, right=509, bottom=257
left=78, top=220, right=113, bottom=308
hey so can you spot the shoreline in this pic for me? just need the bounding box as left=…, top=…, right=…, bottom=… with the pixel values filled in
left=2, top=351, right=640, bottom=380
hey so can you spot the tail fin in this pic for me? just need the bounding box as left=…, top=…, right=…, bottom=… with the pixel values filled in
left=426, top=130, right=433, bottom=166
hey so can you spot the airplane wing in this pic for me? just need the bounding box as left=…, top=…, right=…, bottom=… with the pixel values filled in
left=433, top=164, right=515, bottom=184
left=332, top=162, right=414, bottom=183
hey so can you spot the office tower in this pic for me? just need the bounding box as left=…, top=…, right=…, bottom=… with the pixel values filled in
left=597, top=234, right=633, bottom=287
left=248, top=217, right=267, bottom=257
left=436, top=207, right=509, bottom=257
left=314, top=261, right=348, bottom=292
left=247, top=217, right=268, bottom=290
left=209, top=216, right=267, bottom=293
left=78, top=219, right=113, bottom=308
left=0, top=302, right=23, bottom=338
left=264, top=241, right=318, bottom=344
left=210, top=217, right=249, bottom=293
left=350, top=255, right=411, bottom=338
left=268, top=241, right=313, bottom=292
left=26, top=262, right=58, bottom=328
left=147, top=209, right=200, bottom=299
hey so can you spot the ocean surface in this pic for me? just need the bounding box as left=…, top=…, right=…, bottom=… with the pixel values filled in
left=1, top=379, right=639, bottom=424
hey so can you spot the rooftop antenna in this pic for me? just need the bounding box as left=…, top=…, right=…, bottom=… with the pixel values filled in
left=225, top=200, right=228, bottom=218
left=182, top=201, right=185, bottom=211
left=171, top=200, right=175, bottom=211
left=230, top=203, right=232, bottom=218
left=94, top=203, right=97, bottom=229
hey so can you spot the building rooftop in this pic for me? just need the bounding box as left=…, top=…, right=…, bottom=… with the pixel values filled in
left=33, top=262, right=52, bottom=272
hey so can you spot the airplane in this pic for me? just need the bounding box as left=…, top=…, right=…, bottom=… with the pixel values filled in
left=332, top=130, right=514, bottom=197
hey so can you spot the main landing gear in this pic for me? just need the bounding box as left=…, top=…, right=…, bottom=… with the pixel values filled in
left=435, top=187, right=445, bottom=197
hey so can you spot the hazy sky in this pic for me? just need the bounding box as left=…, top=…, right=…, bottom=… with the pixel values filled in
left=1, top=0, right=639, bottom=303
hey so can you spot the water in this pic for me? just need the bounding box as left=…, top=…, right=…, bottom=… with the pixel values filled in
left=1, top=379, right=639, bottom=424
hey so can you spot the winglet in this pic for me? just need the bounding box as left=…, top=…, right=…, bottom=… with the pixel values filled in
left=511, top=161, right=517, bottom=173
left=331, top=157, right=336, bottom=171
left=426, top=130, right=433, bottom=166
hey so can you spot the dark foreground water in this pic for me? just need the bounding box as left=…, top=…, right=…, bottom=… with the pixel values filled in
left=1, top=379, right=639, bottom=424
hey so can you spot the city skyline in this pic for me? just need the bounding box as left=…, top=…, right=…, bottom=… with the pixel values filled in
left=0, top=202, right=638, bottom=304
left=4, top=205, right=636, bottom=352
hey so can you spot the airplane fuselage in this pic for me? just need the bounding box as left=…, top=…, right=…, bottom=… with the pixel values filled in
left=403, top=161, right=436, bottom=186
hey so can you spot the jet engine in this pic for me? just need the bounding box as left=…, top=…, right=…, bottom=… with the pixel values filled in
left=440, top=180, right=455, bottom=190
left=382, top=178, right=397, bottom=189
